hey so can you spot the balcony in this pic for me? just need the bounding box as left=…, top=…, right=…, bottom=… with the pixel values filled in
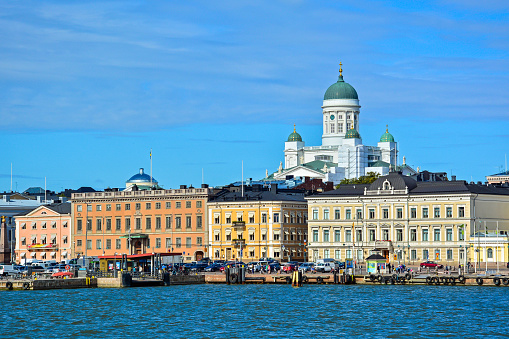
left=232, top=221, right=245, bottom=231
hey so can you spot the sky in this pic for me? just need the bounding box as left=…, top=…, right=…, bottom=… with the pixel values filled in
left=1, top=0, right=509, bottom=192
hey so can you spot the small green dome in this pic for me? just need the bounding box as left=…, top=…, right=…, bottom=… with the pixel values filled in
left=380, top=126, right=395, bottom=142
left=324, top=75, right=358, bottom=100
left=345, top=128, right=361, bottom=139
left=287, top=125, right=302, bottom=142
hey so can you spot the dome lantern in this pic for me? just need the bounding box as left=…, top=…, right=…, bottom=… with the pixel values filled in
left=380, top=125, right=395, bottom=142
left=324, top=63, right=358, bottom=100
left=287, top=124, right=303, bottom=142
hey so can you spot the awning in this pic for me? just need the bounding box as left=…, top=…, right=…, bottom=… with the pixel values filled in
left=41, top=235, right=47, bottom=240
left=21, top=236, right=26, bottom=242
left=273, top=230, right=281, bottom=234
left=51, top=221, right=56, bottom=227
left=119, top=233, right=148, bottom=239
left=21, top=253, right=26, bottom=258
left=61, top=251, right=67, bottom=256
left=31, top=222, right=36, bottom=226
left=31, top=252, right=36, bottom=257
left=50, top=252, right=56, bottom=256
left=63, top=221, right=68, bottom=227
left=21, top=223, right=26, bottom=228
left=42, top=222, right=46, bottom=228
left=51, top=235, right=57, bottom=241
left=31, top=235, right=37, bottom=240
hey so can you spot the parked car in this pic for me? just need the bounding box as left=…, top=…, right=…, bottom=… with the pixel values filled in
left=204, top=263, right=222, bottom=272
left=0, top=264, right=20, bottom=276
left=298, top=262, right=315, bottom=272
left=269, top=262, right=281, bottom=272
left=315, top=262, right=335, bottom=273
left=420, top=261, right=443, bottom=269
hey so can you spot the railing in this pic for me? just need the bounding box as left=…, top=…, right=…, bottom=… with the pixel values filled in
left=72, top=188, right=211, bottom=200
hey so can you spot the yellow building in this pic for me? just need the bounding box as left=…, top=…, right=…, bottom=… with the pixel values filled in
left=207, top=184, right=308, bottom=262
left=306, top=171, right=509, bottom=267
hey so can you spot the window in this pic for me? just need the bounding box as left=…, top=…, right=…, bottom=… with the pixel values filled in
left=410, top=229, right=417, bottom=241
left=146, top=203, right=151, bottom=210
left=104, top=219, right=111, bottom=231
left=146, top=217, right=151, bottom=230
left=184, top=201, right=191, bottom=208
left=42, top=223, right=46, bottom=229
left=238, top=213, right=243, bottom=222
left=411, top=208, right=417, bottom=219
left=459, top=227, right=465, bottom=241
left=458, top=207, right=465, bottom=218
left=274, top=232, right=280, bottom=241
left=116, top=204, right=121, bottom=211
left=346, top=249, right=352, bottom=259
left=226, top=215, right=231, bottom=224
left=96, top=239, right=102, bottom=249
left=312, top=210, right=318, bottom=220
left=447, top=249, right=453, bottom=260
left=369, top=209, right=375, bottom=219
left=186, top=216, right=192, bottom=229
left=106, top=204, right=111, bottom=211
left=197, top=237, right=202, bottom=245
left=249, top=250, right=255, bottom=258
left=135, top=203, right=141, bottom=210
left=396, top=229, right=403, bottom=242
left=335, top=230, right=341, bottom=242
left=324, top=249, right=330, bottom=258
left=323, top=209, right=329, bottom=220
left=396, top=208, right=403, bottom=219
left=382, top=209, right=389, bottom=219
left=262, top=214, right=267, bottom=223
left=273, top=213, right=280, bottom=223
left=87, top=205, right=92, bottom=212
left=175, top=216, right=181, bottom=229
left=335, top=250, right=341, bottom=260
left=155, top=202, right=161, bottom=209
left=226, top=233, right=232, bottom=241
left=214, top=215, right=220, bottom=224
left=249, top=215, right=255, bottom=223
left=125, top=203, right=131, bottom=211
left=334, top=209, right=340, bottom=220
left=487, top=248, right=493, bottom=259
left=166, top=238, right=172, bottom=248
left=96, top=219, right=102, bottom=231
left=106, top=239, right=111, bottom=249
left=32, top=223, right=37, bottom=230
left=176, top=238, right=181, bottom=248
left=196, top=215, right=202, bottom=229
left=166, top=202, right=171, bottom=209
left=214, top=233, right=220, bottom=241
left=115, top=219, right=121, bottom=231
left=77, top=240, right=82, bottom=247
left=77, top=219, right=82, bottom=231
left=346, top=210, right=351, bottom=220
left=422, top=229, right=429, bottom=241
left=411, top=250, right=417, bottom=260
left=125, top=218, right=131, bottom=231
left=423, top=208, right=429, bottom=218
left=369, top=229, right=375, bottom=241
left=312, top=230, right=318, bottom=242
left=176, top=202, right=181, bottom=209
left=345, top=230, right=352, bottom=242
left=116, top=239, right=121, bottom=249
left=446, top=229, right=453, bottom=241
left=96, top=205, right=102, bottom=211
left=356, top=230, right=362, bottom=242
left=136, top=218, right=141, bottom=230
left=435, top=249, right=440, bottom=260
left=446, top=207, right=452, bottom=218
left=196, top=201, right=202, bottom=208
left=434, top=207, right=440, bottom=218
left=250, top=233, right=255, bottom=241
left=77, top=205, right=83, bottom=212
left=382, top=229, right=389, bottom=241
left=156, top=238, right=161, bottom=248
left=87, top=219, right=92, bottom=231
left=323, top=230, right=330, bottom=242
left=434, top=229, right=441, bottom=241
left=156, top=217, right=161, bottom=229
left=87, top=240, right=92, bottom=249
left=166, top=216, right=172, bottom=229
left=423, top=249, right=429, bottom=260
left=356, top=210, right=362, bottom=220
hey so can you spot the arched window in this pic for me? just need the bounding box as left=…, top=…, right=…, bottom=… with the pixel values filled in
left=382, top=180, right=391, bottom=191
left=487, top=248, right=493, bottom=259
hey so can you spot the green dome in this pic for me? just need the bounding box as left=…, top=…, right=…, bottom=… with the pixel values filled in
left=287, top=125, right=302, bottom=142
left=324, top=75, right=358, bottom=100
left=345, top=128, right=361, bottom=139
left=380, top=126, right=395, bottom=142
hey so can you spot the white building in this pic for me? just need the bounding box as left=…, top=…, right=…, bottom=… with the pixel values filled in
left=271, top=66, right=415, bottom=185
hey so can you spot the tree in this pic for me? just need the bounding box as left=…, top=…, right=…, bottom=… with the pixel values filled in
left=335, top=171, right=380, bottom=189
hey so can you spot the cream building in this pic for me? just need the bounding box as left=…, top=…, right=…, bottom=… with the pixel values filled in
left=306, top=171, right=509, bottom=267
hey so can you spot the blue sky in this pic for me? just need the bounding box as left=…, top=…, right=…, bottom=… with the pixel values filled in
left=1, top=0, right=509, bottom=191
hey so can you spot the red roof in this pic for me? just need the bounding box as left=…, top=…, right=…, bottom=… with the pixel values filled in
left=98, top=252, right=181, bottom=260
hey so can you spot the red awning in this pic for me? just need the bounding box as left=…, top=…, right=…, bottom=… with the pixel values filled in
left=98, top=252, right=181, bottom=260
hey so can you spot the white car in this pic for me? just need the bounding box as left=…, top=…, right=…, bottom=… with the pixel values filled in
left=315, top=262, right=335, bottom=273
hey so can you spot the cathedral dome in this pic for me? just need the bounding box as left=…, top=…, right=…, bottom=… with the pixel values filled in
left=287, top=125, right=302, bottom=142
left=345, top=128, right=361, bottom=139
left=126, top=168, right=157, bottom=185
left=324, top=75, right=358, bottom=100
left=380, top=126, right=395, bottom=142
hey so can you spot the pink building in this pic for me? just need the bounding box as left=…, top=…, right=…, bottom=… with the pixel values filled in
left=15, top=203, right=71, bottom=264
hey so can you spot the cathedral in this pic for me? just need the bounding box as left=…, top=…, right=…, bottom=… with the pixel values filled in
left=269, top=64, right=416, bottom=185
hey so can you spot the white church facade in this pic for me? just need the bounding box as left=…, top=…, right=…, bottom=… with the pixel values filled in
left=269, top=65, right=416, bottom=185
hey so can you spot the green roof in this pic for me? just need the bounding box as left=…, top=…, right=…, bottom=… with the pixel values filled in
left=380, top=127, right=395, bottom=142
left=345, top=128, right=361, bottom=139
left=368, top=160, right=390, bottom=168
left=287, top=126, right=302, bottom=142
left=324, top=75, right=358, bottom=100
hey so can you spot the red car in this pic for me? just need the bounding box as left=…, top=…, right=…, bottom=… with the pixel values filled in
left=282, top=264, right=297, bottom=273
left=420, top=261, right=443, bottom=269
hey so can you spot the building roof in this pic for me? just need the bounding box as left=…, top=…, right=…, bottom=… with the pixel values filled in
left=127, top=168, right=158, bottom=185
left=488, top=170, right=509, bottom=177
left=379, top=127, right=395, bottom=142
left=366, top=254, right=387, bottom=261
left=287, top=125, right=303, bottom=142
left=46, top=203, right=71, bottom=214
left=368, top=160, right=391, bottom=168
left=23, top=187, right=46, bottom=195
left=345, top=128, right=361, bottom=139
left=324, top=75, right=358, bottom=100
left=210, top=186, right=307, bottom=203
left=369, top=171, right=418, bottom=191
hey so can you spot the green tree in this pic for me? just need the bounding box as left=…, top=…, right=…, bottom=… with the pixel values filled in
left=335, top=171, right=380, bottom=189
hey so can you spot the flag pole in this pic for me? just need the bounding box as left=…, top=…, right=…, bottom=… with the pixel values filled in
left=150, top=149, right=153, bottom=188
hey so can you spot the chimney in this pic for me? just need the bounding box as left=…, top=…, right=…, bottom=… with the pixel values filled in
left=201, top=184, right=209, bottom=188
left=270, top=183, right=278, bottom=193
left=451, top=175, right=456, bottom=181
left=180, top=185, right=187, bottom=189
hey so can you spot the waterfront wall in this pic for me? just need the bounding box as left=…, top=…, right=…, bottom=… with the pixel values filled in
left=32, top=277, right=96, bottom=290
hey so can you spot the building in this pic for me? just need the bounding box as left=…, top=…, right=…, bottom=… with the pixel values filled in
left=306, top=171, right=509, bottom=267
left=207, top=184, right=308, bottom=262
left=272, top=65, right=416, bottom=184
left=486, top=170, right=509, bottom=185
left=125, top=168, right=158, bottom=190
left=15, top=203, right=72, bottom=263
left=71, top=184, right=215, bottom=263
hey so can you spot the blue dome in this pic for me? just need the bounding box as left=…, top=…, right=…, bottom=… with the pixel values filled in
left=127, top=168, right=157, bottom=184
